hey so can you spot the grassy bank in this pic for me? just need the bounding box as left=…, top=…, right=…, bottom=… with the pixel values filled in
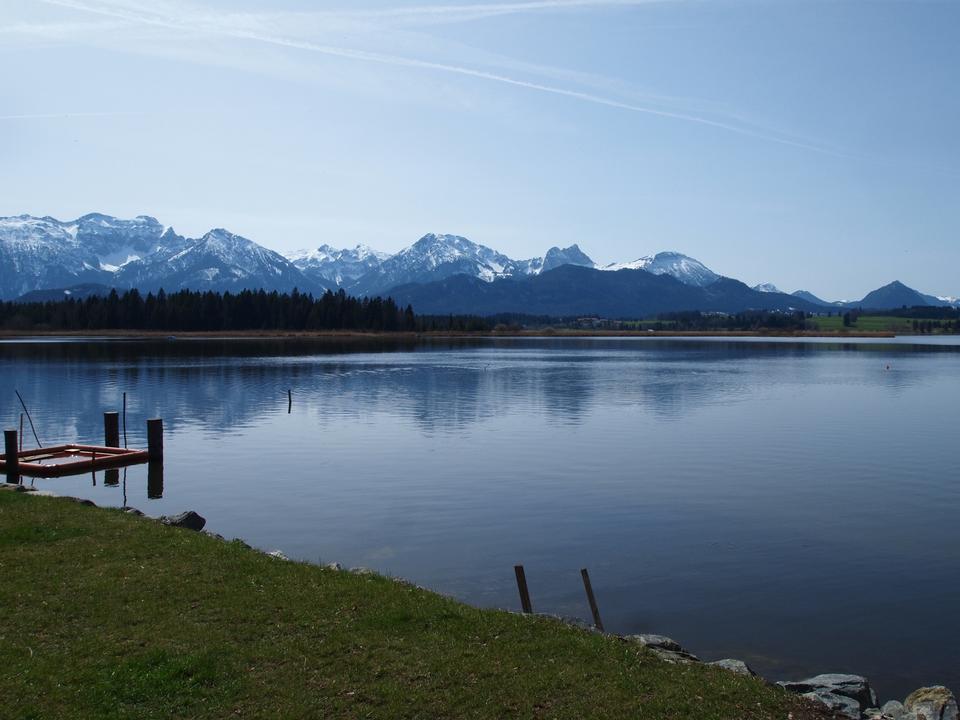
left=0, top=491, right=827, bottom=719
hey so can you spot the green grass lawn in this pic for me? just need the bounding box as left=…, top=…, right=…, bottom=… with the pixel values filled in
left=0, top=491, right=827, bottom=719
left=809, top=315, right=931, bottom=333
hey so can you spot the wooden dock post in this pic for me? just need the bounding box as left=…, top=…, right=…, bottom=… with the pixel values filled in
left=514, top=565, right=533, bottom=614
left=147, top=461, right=164, bottom=498
left=104, top=412, right=120, bottom=448
left=288, top=389, right=292, bottom=414
left=580, top=568, right=605, bottom=632
left=4, top=429, right=19, bottom=483
left=147, top=418, right=163, bottom=463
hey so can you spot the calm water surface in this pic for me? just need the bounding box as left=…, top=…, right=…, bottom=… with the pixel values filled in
left=3, top=335, right=960, bottom=699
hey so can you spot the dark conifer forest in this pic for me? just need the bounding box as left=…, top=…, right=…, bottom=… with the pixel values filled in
left=0, top=288, right=486, bottom=332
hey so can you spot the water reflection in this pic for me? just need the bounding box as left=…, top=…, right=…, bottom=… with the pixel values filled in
left=2, top=336, right=960, bottom=699
left=3, top=337, right=952, bottom=441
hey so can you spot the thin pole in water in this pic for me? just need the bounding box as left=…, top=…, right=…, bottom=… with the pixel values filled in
left=580, top=568, right=605, bottom=632
left=14, top=390, right=42, bottom=448
left=514, top=565, right=533, bottom=614
left=122, top=392, right=128, bottom=448
left=288, top=389, right=292, bottom=414
left=19, top=414, right=24, bottom=452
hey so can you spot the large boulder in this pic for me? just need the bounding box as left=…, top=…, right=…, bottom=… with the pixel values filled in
left=159, top=510, right=206, bottom=531
left=904, top=686, right=958, bottom=720
left=802, top=691, right=861, bottom=719
left=779, top=674, right=877, bottom=714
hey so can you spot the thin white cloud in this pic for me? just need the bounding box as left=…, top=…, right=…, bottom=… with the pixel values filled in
left=317, top=0, right=681, bottom=26
left=0, top=111, right=145, bottom=121
left=31, top=0, right=837, bottom=154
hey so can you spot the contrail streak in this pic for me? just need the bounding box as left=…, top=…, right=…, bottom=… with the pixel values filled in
left=0, top=111, right=146, bottom=121
left=37, top=0, right=838, bottom=154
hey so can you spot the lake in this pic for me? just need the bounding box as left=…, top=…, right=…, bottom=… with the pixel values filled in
left=3, top=335, right=960, bottom=700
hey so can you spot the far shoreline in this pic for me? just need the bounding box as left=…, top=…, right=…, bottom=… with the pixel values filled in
left=0, top=328, right=902, bottom=340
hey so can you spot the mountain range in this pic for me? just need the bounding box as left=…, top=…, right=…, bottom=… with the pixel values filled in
left=2, top=212, right=957, bottom=317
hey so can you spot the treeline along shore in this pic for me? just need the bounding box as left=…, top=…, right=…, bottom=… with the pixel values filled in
left=1, top=287, right=957, bottom=336
left=0, top=288, right=486, bottom=333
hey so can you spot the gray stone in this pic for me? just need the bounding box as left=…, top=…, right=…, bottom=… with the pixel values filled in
left=62, top=496, right=96, bottom=507
left=0, top=483, right=26, bottom=492
left=159, top=510, right=206, bottom=531
left=350, top=566, right=375, bottom=575
left=802, top=691, right=861, bottom=720
left=122, top=507, right=144, bottom=516
left=624, top=634, right=700, bottom=663
left=778, top=673, right=877, bottom=711
left=904, top=686, right=958, bottom=720
left=881, top=700, right=905, bottom=719
left=267, top=550, right=289, bottom=560
left=649, top=647, right=701, bottom=664
left=324, top=562, right=343, bottom=571
left=625, top=634, right=684, bottom=652
left=708, top=658, right=757, bottom=677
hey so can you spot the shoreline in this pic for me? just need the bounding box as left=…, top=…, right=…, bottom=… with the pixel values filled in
left=4, top=483, right=955, bottom=719
left=0, top=485, right=834, bottom=720
left=0, top=328, right=901, bottom=339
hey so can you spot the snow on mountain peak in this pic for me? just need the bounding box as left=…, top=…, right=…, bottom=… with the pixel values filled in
left=600, top=251, right=719, bottom=287
left=753, top=282, right=782, bottom=294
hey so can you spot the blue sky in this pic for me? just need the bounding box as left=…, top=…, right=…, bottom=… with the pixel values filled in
left=2, top=0, right=958, bottom=299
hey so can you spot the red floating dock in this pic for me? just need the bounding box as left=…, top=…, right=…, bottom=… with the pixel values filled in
left=0, top=444, right=149, bottom=478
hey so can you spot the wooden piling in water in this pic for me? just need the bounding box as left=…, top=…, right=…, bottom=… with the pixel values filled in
left=580, top=568, right=604, bottom=632
left=147, top=418, right=163, bottom=463
left=147, top=461, right=164, bottom=498
left=19, top=414, right=24, bottom=452
left=288, top=389, right=292, bottom=414
left=4, top=430, right=19, bottom=483
left=122, top=392, right=128, bottom=448
left=104, top=412, right=120, bottom=448
left=514, top=565, right=533, bottom=614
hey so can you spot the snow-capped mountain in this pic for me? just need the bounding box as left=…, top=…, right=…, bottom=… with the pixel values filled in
left=118, top=229, right=319, bottom=293
left=348, top=233, right=522, bottom=296
left=344, top=235, right=599, bottom=295
left=601, top=251, right=720, bottom=287
left=288, top=244, right=389, bottom=287
left=0, top=213, right=319, bottom=299
left=5, top=212, right=955, bottom=316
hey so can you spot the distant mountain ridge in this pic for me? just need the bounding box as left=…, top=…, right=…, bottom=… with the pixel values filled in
left=2, top=212, right=957, bottom=316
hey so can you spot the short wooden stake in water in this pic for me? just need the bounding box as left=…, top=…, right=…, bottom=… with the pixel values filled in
left=147, top=418, right=164, bottom=464
left=514, top=564, right=533, bottom=614
left=4, top=429, right=19, bottom=483
left=288, top=389, right=292, bottom=414
left=104, top=411, right=120, bottom=448
left=122, top=392, right=128, bottom=448
left=580, top=568, right=605, bottom=632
